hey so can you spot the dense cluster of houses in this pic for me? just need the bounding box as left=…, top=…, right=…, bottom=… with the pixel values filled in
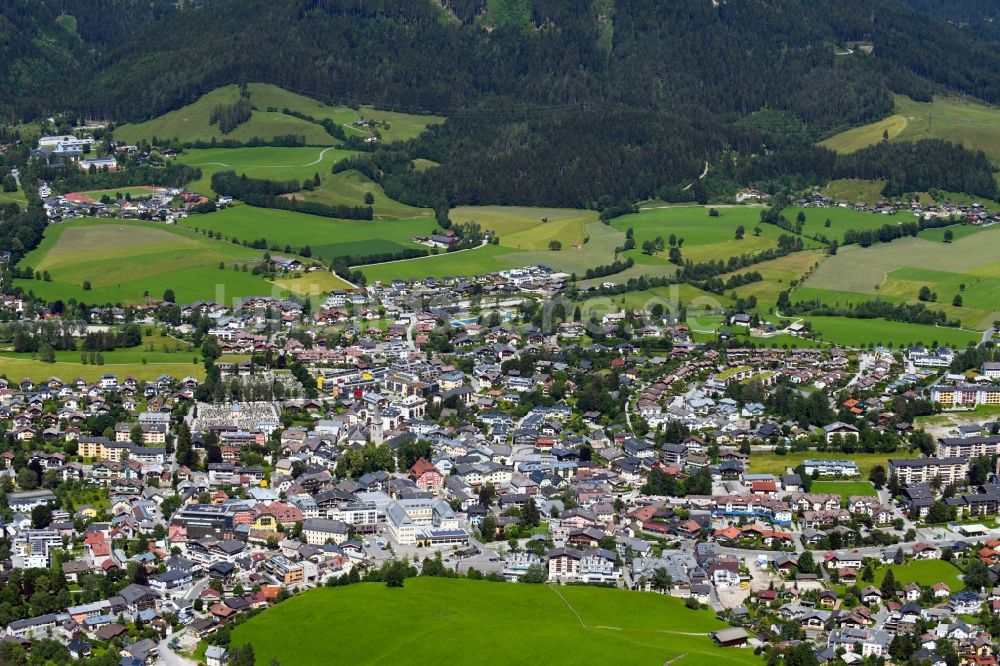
left=0, top=265, right=997, bottom=665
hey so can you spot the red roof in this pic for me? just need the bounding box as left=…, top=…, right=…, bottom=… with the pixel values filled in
left=409, top=457, right=440, bottom=478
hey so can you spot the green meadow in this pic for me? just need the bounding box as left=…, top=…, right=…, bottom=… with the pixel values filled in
left=874, top=560, right=964, bottom=590
left=450, top=206, right=599, bottom=250
left=0, top=334, right=216, bottom=382
left=114, top=83, right=443, bottom=146
left=784, top=206, right=920, bottom=244
left=801, top=228, right=1000, bottom=330
left=810, top=481, right=877, bottom=499
left=182, top=204, right=438, bottom=262
left=230, top=578, right=759, bottom=666
left=284, top=169, right=429, bottom=220
left=362, top=244, right=518, bottom=283
left=820, top=94, right=1000, bottom=167
left=12, top=219, right=318, bottom=304
left=801, top=315, right=980, bottom=348
left=610, top=205, right=813, bottom=265
left=174, top=145, right=357, bottom=196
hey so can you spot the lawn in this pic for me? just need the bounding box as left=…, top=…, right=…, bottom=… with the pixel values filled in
left=450, top=206, right=598, bottom=250
left=174, top=145, right=357, bottom=196
left=12, top=219, right=316, bottom=305
left=874, top=559, right=964, bottom=590
left=819, top=94, right=1000, bottom=166
left=181, top=204, right=438, bottom=262
left=230, top=578, right=759, bottom=666
left=748, top=451, right=892, bottom=476
left=115, top=83, right=444, bottom=145
left=810, top=481, right=877, bottom=499
left=362, top=244, right=518, bottom=283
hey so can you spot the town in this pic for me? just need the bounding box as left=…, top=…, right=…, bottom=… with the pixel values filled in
left=0, top=280, right=996, bottom=666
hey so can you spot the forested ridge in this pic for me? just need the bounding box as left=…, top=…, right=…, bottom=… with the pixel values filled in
left=4, top=0, right=1000, bottom=207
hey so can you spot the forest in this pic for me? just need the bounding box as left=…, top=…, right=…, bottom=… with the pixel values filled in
left=3, top=0, right=1000, bottom=210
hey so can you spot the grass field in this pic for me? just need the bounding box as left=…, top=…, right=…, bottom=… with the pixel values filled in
left=819, top=115, right=908, bottom=153
left=68, top=186, right=165, bottom=202
left=270, top=270, right=351, bottom=296
left=0, top=357, right=206, bottom=383
left=784, top=207, right=919, bottom=244
left=115, top=83, right=443, bottom=146
left=722, top=250, right=825, bottom=312
left=284, top=169, right=428, bottom=220
left=181, top=205, right=438, bottom=262
left=801, top=315, right=981, bottom=348
left=749, top=451, right=892, bottom=476
left=874, top=559, right=964, bottom=590
left=821, top=179, right=889, bottom=203
left=230, top=578, right=758, bottom=666
left=800, top=228, right=1000, bottom=330
left=504, top=221, right=626, bottom=275
left=0, top=333, right=218, bottom=382
left=0, top=189, right=28, bottom=207
left=114, top=85, right=336, bottom=145
left=820, top=94, right=1000, bottom=167
left=610, top=205, right=816, bottom=265
left=12, top=219, right=320, bottom=304
left=450, top=206, right=598, bottom=250
left=362, top=244, right=518, bottom=283
left=810, top=481, right=877, bottom=500
left=174, top=146, right=357, bottom=196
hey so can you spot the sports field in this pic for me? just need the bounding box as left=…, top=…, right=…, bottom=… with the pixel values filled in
left=874, top=560, right=964, bottom=590
left=115, top=83, right=443, bottom=145
left=748, top=451, right=892, bottom=476
left=810, top=481, right=877, bottom=500
left=12, top=219, right=332, bottom=304
left=820, top=94, right=1000, bottom=166
left=801, top=228, right=1000, bottom=330
left=181, top=205, right=438, bottom=262
left=174, top=146, right=356, bottom=196
left=450, top=206, right=598, bottom=250
left=230, top=578, right=759, bottom=666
